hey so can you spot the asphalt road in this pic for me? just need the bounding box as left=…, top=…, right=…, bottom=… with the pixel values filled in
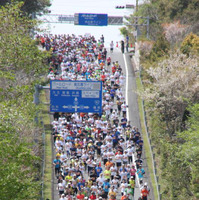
left=51, top=48, right=154, bottom=200
left=108, top=48, right=142, bottom=200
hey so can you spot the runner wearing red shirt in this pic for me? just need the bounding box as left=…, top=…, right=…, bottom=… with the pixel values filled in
left=141, top=185, right=150, bottom=200
left=89, top=192, right=97, bottom=200
left=76, top=191, right=85, bottom=200
left=101, top=73, right=106, bottom=82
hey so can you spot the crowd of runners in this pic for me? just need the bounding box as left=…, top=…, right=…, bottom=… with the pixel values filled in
left=38, top=34, right=150, bottom=200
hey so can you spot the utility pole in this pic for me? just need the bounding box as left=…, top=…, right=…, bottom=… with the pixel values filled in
left=135, top=0, right=139, bottom=41
left=136, top=0, right=138, bottom=12
left=146, top=16, right=150, bottom=39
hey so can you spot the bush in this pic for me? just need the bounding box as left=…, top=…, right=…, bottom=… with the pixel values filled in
left=181, top=33, right=199, bottom=55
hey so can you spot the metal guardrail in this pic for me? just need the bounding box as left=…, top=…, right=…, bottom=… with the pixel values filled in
left=40, top=120, right=46, bottom=200
left=34, top=84, right=47, bottom=200
left=138, top=69, right=161, bottom=200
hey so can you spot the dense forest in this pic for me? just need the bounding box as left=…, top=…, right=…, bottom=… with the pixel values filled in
left=122, top=0, right=199, bottom=199
left=0, top=2, right=50, bottom=200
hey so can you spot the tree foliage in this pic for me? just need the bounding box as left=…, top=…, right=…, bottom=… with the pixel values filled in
left=144, top=51, right=199, bottom=137
left=120, top=27, right=128, bottom=37
left=0, top=2, right=49, bottom=199
left=0, top=0, right=51, bottom=16
left=156, top=104, right=199, bottom=200
left=162, top=21, right=188, bottom=47
left=124, top=0, right=199, bottom=41
left=0, top=2, right=49, bottom=79
left=135, top=1, right=199, bottom=200
left=142, top=48, right=199, bottom=199
left=147, top=34, right=170, bottom=61
left=181, top=33, right=199, bottom=56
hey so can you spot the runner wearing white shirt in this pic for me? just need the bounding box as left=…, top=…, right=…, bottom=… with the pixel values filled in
left=127, top=145, right=135, bottom=163
left=104, top=92, right=111, bottom=101
left=86, top=157, right=95, bottom=174
left=105, top=134, right=112, bottom=142
left=91, top=182, right=98, bottom=193
left=55, top=139, right=63, bottom=150
left=106, top=141, right=113, bottom=151
left=102, top=151, right=108, bottom=166
left=115, top=153, right=123, bottom=169
left=58, top=180, right=65, bottom=196
left=110, top=74, right=115, bottom=86
left=96, top=174, right=104, bottom=186
left=100, top=143, right=107, bottom=154
left=104, top=103, right=111, bottom=119
left=109, top=100, right=114, bottom=113
left=65, top=141, right=72, bottom=157
left=95, top=118, right=102, bottom=129
left=60, top=151, right=67, bottom=163
left=121, top=101, right=128, bottom=117
left=52, top=119, right=59, bottom=126
left=114, top=71, right=120, bottom=78
left=119, top=140, right=126, bottom=150
left=110, top=163, right=117, bottom=180
left=81, top=152, right=88, bottom=170
left=120, top=180, right=128, bottom=195
left=122, top=151, right=128, bottom=165
left=120, top=169, right=128, bottom=182
left=101, top=124, right=108, bottom=136
left=102, top=99, right=108, bottom=106
left=76, top=147, right=82, bottom=159
left=88, top=117, right=94, bottom=124
left=119, top=73, right=125, bottom=86
left=111, top=176, right=119, bottom=189
left=106, top=149, right=114, bottom=159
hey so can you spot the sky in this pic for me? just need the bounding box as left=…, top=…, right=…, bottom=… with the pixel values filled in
left=39, top=0, right=143, bottom=46
left=49, top=0, right=137, bottom=15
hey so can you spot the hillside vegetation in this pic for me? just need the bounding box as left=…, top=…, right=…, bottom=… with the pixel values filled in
left=0, top=2, right=50, bottom=200
left=122, top=0, right=199, bottom=199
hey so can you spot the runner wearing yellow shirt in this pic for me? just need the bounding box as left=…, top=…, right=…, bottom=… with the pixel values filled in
left=65, top=172, right=72, bottom=183
left=104, top=167, right=111, bottom=181
left=108, top=186, right=116, bottom=199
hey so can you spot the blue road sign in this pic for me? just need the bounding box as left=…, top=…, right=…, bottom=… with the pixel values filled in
left=77, top=13, right=108, bottom=26
left=50, top=80, right=102, bottom=113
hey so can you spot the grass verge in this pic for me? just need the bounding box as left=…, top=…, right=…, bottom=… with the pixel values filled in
left=136, top=72, right=159, bottom=200
left=40, top=90, right=52, bottom=200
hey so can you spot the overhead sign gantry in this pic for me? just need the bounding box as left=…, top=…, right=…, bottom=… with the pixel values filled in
left=74, top=13, right=108, bottom=26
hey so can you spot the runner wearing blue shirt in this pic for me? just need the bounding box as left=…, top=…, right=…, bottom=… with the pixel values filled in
left=95, top=164, right=103, bottom=177
left=103, top=179, right=110, bottom=195
left=77, top=179, right=85, bottom=191
left=53, top=156, right=61, bottom=176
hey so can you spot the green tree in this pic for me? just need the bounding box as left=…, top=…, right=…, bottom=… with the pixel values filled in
left=0, top=0, right=51, bottom=16
left=120, top=27, right=128, bottom=37
left=181, top=33, right=199, bottom=56
left=0, top=133, right=40, bottom=200
left=178, top=104, right=199, bottom=199
left=0, top=2, right=50, bottom=100
left=0, top=2, right=50, bottom=199
left=143, top=51, right=199, bottom=137
left=0, top=2, right=49, bottom=76
left=148, top=34, right=169, bottom=61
